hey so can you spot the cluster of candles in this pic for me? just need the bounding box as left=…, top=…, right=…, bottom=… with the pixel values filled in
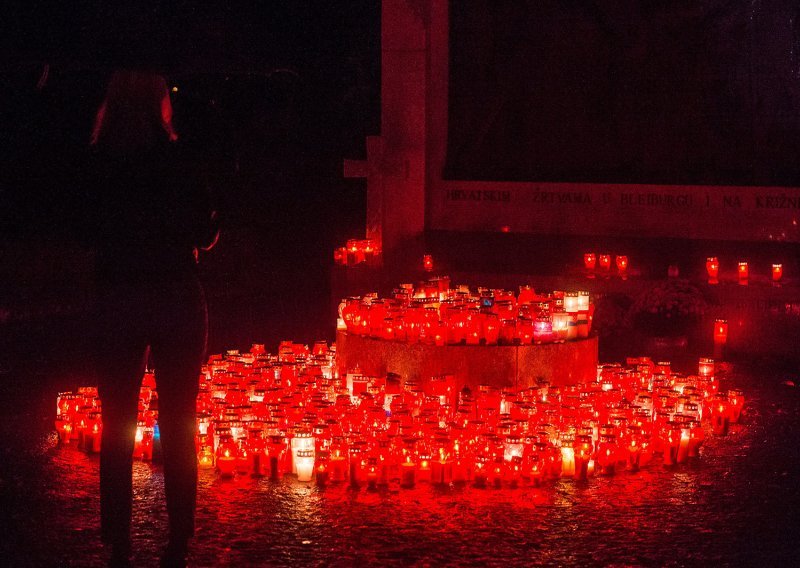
left=337, top=279, right=595, bottom=345
left=584, top=253, right=629, bottom=278
left=55, top=345, right=745, bottom=488
left=333, top=239, right=381, bottom=267
left=705, top=257, right=783, bottom=285
left=55, top=381, right=157, bottom=459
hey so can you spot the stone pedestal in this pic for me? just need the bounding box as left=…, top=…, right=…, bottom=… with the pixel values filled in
left=336, top=331, right=598, bottom=390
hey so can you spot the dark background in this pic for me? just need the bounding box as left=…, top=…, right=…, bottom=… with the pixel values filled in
left=447, top=0, right=800, bottom=186
left=0, top=2, right=380, bottom=353
left=4, top=2, right=800, bottom=357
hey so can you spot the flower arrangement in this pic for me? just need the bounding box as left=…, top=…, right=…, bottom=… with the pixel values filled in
left=628, top=279, right=708, bottom=336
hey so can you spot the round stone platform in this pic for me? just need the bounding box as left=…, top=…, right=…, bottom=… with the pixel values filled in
left=335, top=331, right=599, bottom=390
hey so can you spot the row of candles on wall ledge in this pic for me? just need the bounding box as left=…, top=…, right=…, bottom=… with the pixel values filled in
left=55, top=344, right=745, bottom=488
left=333, top=239, right=381, bottom=267
left=705, top=257, right=783, bottom=285
left=583, top=253, right=629, bottom=278
left=337, top=278, right=594, bottom=345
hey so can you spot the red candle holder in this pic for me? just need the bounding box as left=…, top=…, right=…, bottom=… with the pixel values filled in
left=711, top=397, right=730, bottom=436
left=55, top=279, right=749, bottom=492
left=698, top=357, right=715, bottom=378
left=772, top=263, right=783, bottom=283
left=737, top=261, right=749, bottom=284
left=728, top=389, right=745, bottom=423
left=333, top=247, right=346, bottom=266
left=400, top=458, right=416, bottom=488
left=584, top=253, right=596, bottom=275
left=615, top=255, right=628, bottom=278
left=713, top=319, right=728, bottom=345
left=598, top=254, right=611, bottom=272
left=423, top=254, right=434, bottom=272
left=216, top=435, right=239, bottom=478
left=706, top=257, right=719, bottom=284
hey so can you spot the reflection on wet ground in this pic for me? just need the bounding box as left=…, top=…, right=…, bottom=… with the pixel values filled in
left=2, top=362, right=799, bottom=567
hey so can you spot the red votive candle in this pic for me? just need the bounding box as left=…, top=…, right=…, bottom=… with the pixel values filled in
left=706, top=257, right=719, bottom=283
left=713, top=319, right=728, bottom=345
left=737, top=261, right=749, bottom=284
left=417, top=457, right=432, bottom=483
left=584, top=253, right=596, bottom=273
left=772, top=263, right=783, bottom=282
left=400, top=458, right=416, bottom=488
left=431, top=459, right=453, bottom=485
left=711, top=397, right=730, bottom=436
left=728, top=389, right=745, bottom=423
left=333, top=247, right=346, bottom=266
left=615, top=255, right=628, bottom=277
left=687, top=421, right=704, bottom=457
left=698, top=357, right=715, bottom=378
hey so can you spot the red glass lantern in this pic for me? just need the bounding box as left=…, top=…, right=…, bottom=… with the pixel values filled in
left=583, top=253, right=596, bottom=272
left=615, top=255, right=628, bottom=277
left=333, top=247, right=346, bottom=266
left=698, top=357, right=715, bottom=378
left=598, top=254, right=611, bottom=272
left=315, top=454, right=330, bottom=486
left=706, top=257, right=719, bottom=283
left=346, top=239, right=364, bottom=265
left=728, top=389, right=745, bottom=423
left=400, top=455, right=416, bottom=487
left=363, top=239, right=378, bottom=264
left=772, top=263, right=783, bottom=282
left=533, top=314, right=553, bottom=343
left=483, top=315, right=500, bottom=346
left=711, top=396, right=730, bottom=436
left=216, top=434, right=239, bottom=477
left=328, top=442, right=348, bottom=483
left=517, top=318, right=534, bottom=345
left=713, top=319, right=728, bottom=345
left=683, top=421, right=702, bottom=458
left=737, top=261, right=749, bottom=284
left=423, top=254, right=434, bottom=272
left=517, top=285, right=535, bottom=305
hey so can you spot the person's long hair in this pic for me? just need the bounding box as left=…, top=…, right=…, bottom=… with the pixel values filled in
left=91, top=70, right=177, bottom=154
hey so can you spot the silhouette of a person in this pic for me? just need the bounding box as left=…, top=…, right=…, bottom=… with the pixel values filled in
left=88, top=69, right=218, bottom=567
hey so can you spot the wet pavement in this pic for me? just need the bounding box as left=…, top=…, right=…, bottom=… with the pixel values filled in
left=2, top=356, right=799, bottom=567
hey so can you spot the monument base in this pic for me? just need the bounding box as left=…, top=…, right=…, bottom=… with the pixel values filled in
left=335, top=331, right=599, bottom=390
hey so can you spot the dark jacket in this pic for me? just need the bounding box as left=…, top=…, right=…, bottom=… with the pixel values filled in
left=86, top=140, right=218, bottom=284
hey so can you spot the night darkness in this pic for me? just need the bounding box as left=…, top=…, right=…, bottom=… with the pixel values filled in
left=2, top=3, right=800, bottom=567
left=1, top=3, right=380, bottom=350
